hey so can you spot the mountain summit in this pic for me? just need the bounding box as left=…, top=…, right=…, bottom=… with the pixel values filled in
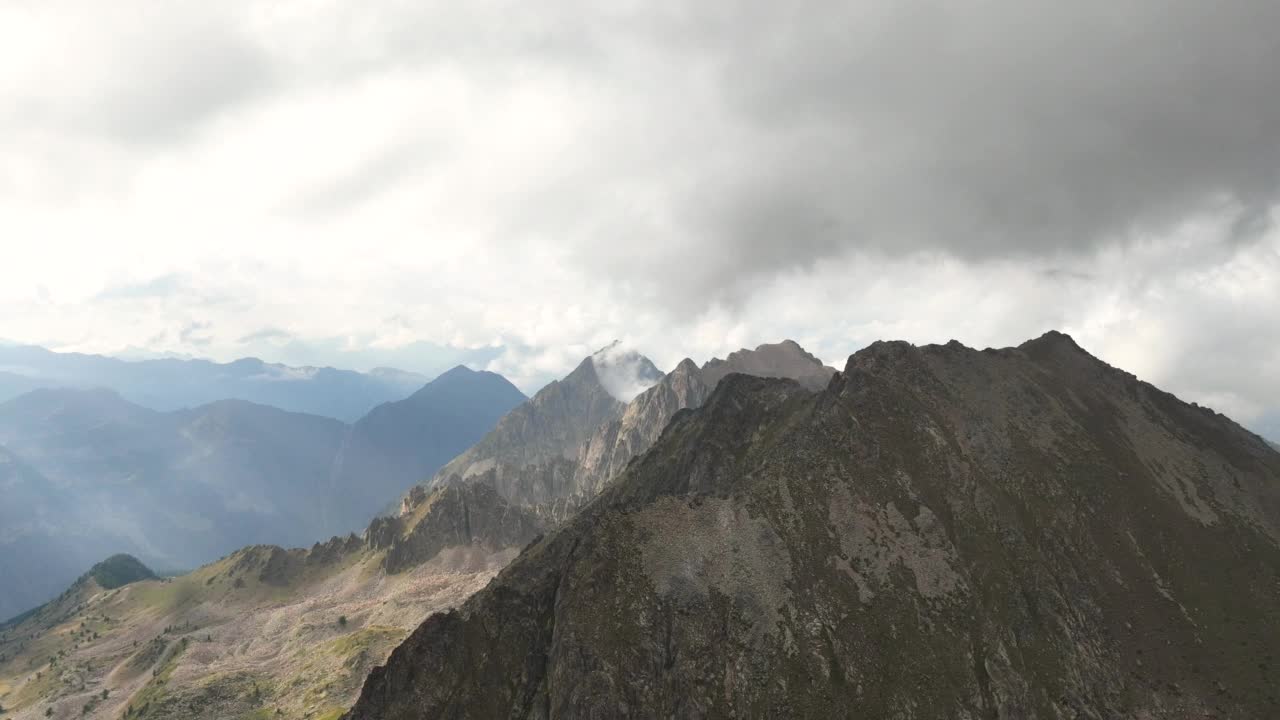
left=427, top=347, right=663, bottom=505
left=349, top=333, right=1280, bottom=719
left=589, top=341, right=664, bottom=402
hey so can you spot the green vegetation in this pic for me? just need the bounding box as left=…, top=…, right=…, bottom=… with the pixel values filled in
left=88, top=555, right=157, bottom=590
left=326, top=626, right=401, bottom=658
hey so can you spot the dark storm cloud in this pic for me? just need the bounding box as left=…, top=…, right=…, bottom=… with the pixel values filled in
left=567, top=0, right=1280, bottom=291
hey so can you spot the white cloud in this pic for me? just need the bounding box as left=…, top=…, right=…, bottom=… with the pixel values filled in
left=0, top=0, right=1277, bottom=437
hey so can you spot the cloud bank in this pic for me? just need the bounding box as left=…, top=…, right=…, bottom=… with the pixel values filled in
left=0, top=0, right=1277, bottom=435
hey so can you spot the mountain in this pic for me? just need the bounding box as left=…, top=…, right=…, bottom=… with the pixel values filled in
left=0, top=367, right=525, bottom=622
left=436, top=339, right=835, bottom=516
left=0, top=344, right=429, bottom=422
left=348, top=332, right=1280, bottom=719
left=331, top=366, right=527, bottom=521
left=85, top=554, right=157, bottom=589
left=588, top=341, right=666, bottom=402
left=0, top=482, right=542, bottom=719
left=700, top=338, right=836, bottom=391
left=1269, top=438, right=1280, bottom=452
left=573, top=340, right=837, bottom=501
left=0, top=445, right=100, bottom=623
left=429, top=345, right=660, bottom=507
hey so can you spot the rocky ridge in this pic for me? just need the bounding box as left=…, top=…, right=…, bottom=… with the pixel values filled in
left=348, top=332, right=1280, bottom=719
left=429, top=340, right=836, bottom=516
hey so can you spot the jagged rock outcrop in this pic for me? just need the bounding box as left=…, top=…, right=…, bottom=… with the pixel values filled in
left=430, top=335, right=834, bottom=509
left=570, top=341, right=837, bottom=502
left=348, top=332, right=1280, bottom=719
left=432, top=356, right=632, bottom=486
left=700, top=338, right=836, bottom=391
left=426, top=346, right=662, bottom=510
left=372, top=480, right=545, bottom=574
left=433, top=340, right=837, bottom=516
left=570, top=358, right=712, bottom=499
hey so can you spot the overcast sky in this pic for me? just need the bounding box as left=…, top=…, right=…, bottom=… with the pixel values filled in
left=1, top=0, right=1278, bottom=438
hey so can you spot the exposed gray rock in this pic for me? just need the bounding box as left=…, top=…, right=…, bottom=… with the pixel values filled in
left=348, top=332, right=1280, bottom=720
left=379, top=480, right=544, bottom=574
left=432, top=341, right=837, bottom=517
left=700, top=338, right=836, bottom=391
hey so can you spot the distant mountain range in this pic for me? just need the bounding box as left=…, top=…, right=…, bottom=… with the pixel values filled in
left=1, top=334, right=1277, bottom=718
left=0, top=344, right=431, bottom=422
left=0, top=366, right=525, bottom=621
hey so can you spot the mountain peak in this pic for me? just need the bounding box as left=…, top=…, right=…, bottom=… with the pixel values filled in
left=84, top=553, right=157, bottom=590
left=1019, top=329, right=1086, bottom=355
left=435, top=364, right=477, bottom=378
left=702, top=339, right=836, bottom=392
left=589, top=343, right=664, bottom=402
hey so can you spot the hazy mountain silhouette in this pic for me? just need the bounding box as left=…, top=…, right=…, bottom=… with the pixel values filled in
left=0, top=344, right=430, bottom=422
left=0, top=366, right=524, bottom=621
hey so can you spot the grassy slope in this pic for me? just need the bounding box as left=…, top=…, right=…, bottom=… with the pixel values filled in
left=0, top=542, right=515, bottom=720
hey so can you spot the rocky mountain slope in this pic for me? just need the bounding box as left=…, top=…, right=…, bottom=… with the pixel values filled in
left=572, top=341, right=837, bottom=502
left=429, top=345, right=662, bottom=507
left=438, top=340, right=836, bottom=517
left=348, top=332, right=1280, bottom=719
left=0, top=483, right=543, bottom=720
left=0, top=344, right=430, bottom=422
left=0, top=367, right=524, bottom=622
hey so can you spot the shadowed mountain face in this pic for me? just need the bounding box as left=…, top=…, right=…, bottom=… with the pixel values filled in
left=0, top=344, right=431, bottom=422
left=332, top=366, right=528, bottom=520
left=348, top=333, right=1280, bottom=719
left=0, top=367, right=525, bottom=622
left=0, top=445, right=100, bottom=622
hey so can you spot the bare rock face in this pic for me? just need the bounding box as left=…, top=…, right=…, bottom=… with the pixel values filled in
left=571, top=358, right=712, bottom=499
left=347, top=333, right=1280, bottom=719
left=380, top=480, right=545, bottom=574
left=570, top=342, right=836, bottom=502
left=700, top=338, right=836, bottom=391
left=430, top=356, right=632, bottom=498
left=426, top=341, right=837, bottom=516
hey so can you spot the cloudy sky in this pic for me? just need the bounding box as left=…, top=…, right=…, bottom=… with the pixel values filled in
left=1, top=0, right=1278, bottom=438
